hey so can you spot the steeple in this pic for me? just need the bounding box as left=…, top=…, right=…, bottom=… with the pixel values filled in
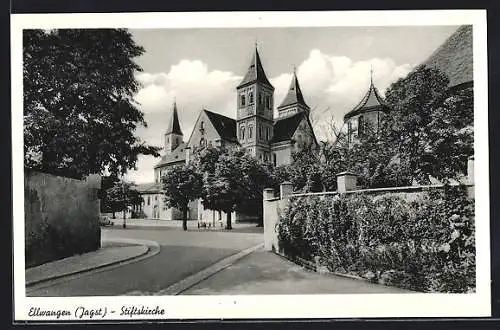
left=277, top=67, right=310, bottom=118
left=237, top=45, right=273, bottom=89
left=164, top=100, right=183, bottom=154
left=278, top=67, right=308, bottom=109
left=165, top=100, right=183, bottom=136
left=343, top=69, right=387, bottom=120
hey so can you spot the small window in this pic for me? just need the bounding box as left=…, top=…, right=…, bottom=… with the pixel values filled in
left=147, top=196, right=151, bottom=205
left=259, top=94, right=264, bottom=105
left=265, top=127, right=269, bottom=141
left=249, top=92, right=254, bottom=104
left=266, top=96, right=271, bottom=109
left=248, top=125, right=253, bottom=139
left=155, top=195, right=158, bottom=201
left=240, top=95, right=246, bottom=107
left=273, top=153, right=277, bottom=166
left=200, top=121, right=204, bottom=129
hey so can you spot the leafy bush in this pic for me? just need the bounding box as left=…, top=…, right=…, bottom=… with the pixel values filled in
left=277, top=185, right=475, bottom=293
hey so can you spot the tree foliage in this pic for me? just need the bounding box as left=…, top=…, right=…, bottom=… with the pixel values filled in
left=23, top=29, right=160, bottom=179
left=383, top=64, right=473, bottom=184
left=103, top=181, right=142, bottom=218
left=161, top=164, right=203, bottom=230
left=192, top=146, right=275, bottom=229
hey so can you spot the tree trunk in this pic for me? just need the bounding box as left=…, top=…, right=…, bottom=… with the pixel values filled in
left=112, top=211, right=116, bottom=219
left=225, top=211, right=232, bottom=230
left=182, top=207, right=188, bottom=231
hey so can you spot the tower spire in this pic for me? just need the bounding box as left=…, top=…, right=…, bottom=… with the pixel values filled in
left=165, top=99, right=182, bottom=136
left=237, top=44, right=273, bottom=89
left=370, top=64, right=374, bottom=86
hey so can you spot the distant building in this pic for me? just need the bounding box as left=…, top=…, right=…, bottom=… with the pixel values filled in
left=137, top=46, right=318, bottom=222
left=343, top=72, right=390, bottom=144
left=342, top=25, right=473, bottom=145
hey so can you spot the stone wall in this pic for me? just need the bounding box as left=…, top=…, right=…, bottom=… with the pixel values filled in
left=263, top=174, right=475, bottom=253
left=24, top=170, right=101, bottom=268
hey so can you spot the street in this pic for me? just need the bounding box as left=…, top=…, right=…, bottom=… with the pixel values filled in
left=27, top=225, right=263, bottom=296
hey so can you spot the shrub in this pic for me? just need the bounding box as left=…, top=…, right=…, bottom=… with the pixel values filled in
left=276, top=185, right=475, bottom=293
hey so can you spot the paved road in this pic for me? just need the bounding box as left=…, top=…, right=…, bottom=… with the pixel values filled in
left=27, top=226, right=263, bottom=296
left=184, top=250, right=413, bottom=294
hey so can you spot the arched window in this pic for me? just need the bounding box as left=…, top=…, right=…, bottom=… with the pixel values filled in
left=240, top=125, right=246, bottom=140
left=249, top=91, right=254, bottom=104
left=240, top=95, right=246, bottom=107
left=248, top=125, right=253, bottom=139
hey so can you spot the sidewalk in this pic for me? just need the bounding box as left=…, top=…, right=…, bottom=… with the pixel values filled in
left=25, top=239, right=154, bottom=286
left=110, top=218, right=263, bottom=233
left=183, top=249, right=414, bottom=294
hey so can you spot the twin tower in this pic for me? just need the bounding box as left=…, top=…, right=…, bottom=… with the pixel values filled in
left=234, top=46, right=312, bottom=162
left=163, top=45, right=316, bottom=167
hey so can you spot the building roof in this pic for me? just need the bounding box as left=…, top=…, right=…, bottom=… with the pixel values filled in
left=271, top=112, right=306, bottom=144
left=237, top=47, right=274, bottom=89
left=422, top=25, right=473, bottom=88
left=135, top=181, right=162, bottom=193
left=165, top=101, right=183, bottom=135
left=344, top=77, right=388, bottom=120
left=154, top=142, right=187, bottom=168
left=203, top=109, right=238, bottom=142
left=278, top=69, right=309, bottom=109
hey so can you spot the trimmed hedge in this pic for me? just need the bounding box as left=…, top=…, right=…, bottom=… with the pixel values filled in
left=277, top=185, right=475, bottom=293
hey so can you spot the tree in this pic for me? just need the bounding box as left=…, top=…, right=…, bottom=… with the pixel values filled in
left=105, top=181, right=142, bottom=219
left=23, top=29, right=160, bottom=179
left=162, top=165, right=203, bottom=231
left=194, top=147, right=274, bottom=229
left=384, top=65, right=473, bottom=184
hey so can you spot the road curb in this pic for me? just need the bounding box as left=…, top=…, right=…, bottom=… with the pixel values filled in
left=26, top=238, right=160, bottom=287
left=148, top=243, right=264, bottom=296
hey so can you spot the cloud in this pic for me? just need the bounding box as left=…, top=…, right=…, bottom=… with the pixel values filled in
left=126, top=51, right=413, bottom=183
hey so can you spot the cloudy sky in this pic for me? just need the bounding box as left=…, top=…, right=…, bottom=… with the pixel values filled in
left=126, top=25, right=459, bottom=183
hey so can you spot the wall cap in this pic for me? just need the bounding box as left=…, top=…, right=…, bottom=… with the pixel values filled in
left=336, top=171, right=358, bottom=176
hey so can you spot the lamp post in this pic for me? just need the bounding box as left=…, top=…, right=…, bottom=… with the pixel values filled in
left=122, top=180, right=127, bottom=229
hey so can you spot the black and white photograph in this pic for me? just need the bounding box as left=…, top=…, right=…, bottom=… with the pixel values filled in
left=11, top=10, right=490, bottom=320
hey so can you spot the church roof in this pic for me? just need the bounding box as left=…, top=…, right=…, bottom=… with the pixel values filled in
left=165, top=101, right=183, bottom=135
left=203, top=109, right=238, bottom=142
left=278, top=70, right=309, bottom=109
left=344, top=78, right=388, bottom=120
left=237, top=47, right=274, bottom=89
left=271, top=112, right=307, bottom=144
left=135, top=181, right=162, bottom=193
left=154, top=142, right=187, bottom=168
left=421, top=25, right=473, bottom=88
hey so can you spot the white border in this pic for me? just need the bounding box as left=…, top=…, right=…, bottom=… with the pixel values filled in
left=11, top=10, right=490, bottom=320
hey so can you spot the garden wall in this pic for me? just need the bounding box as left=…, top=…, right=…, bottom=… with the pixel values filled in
left=263, top=178, right=475, bottom=293
left=24, top=170, right=102, bottom=268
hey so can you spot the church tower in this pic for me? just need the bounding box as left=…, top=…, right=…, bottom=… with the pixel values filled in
left=164, top=100, right=183, bottom=154
left=236, top=46, right=275, bottom=162
left=277, top=67, right=310, bottom=118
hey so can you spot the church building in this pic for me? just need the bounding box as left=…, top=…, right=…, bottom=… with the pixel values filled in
left=137, top=46, right=318, bottom=222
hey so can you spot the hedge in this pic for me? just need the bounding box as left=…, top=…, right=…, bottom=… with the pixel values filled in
left=276, top=185, right=475, bottom=293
